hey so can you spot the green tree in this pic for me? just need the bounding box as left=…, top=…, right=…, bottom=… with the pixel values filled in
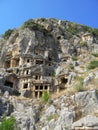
left=2, top=29, right=14, bottom=39
left=22, top=19, right=38, bottom=30
left=0, top=116, right=16, bottom=130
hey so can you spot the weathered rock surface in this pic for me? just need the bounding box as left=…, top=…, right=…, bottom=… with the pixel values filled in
left=72, top=115, right=98, bottom=129
left=0, top=18, right=98, bottom=130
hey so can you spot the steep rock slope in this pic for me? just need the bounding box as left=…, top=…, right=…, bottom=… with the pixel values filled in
left=0, top=18, right=98, bottom=130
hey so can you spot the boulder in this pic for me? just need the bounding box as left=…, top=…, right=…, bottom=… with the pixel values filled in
left=72, top=115, right=98, bottom=129
left=74, top=90, right=98, bottom=114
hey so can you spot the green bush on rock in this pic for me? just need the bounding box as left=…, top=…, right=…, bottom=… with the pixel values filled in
left=0, top=116, right=16, bottom=130
left=87, top=60, right=98, bottom=69
left=2, top=29, right=14, bottom=39
left=42, top=91, right=50, bottom=102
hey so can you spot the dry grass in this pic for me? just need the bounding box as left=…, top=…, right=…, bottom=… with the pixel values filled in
left=51, top=89, right=66, bottom=99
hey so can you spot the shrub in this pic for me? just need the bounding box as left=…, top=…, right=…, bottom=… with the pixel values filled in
left=52, top=71, right=56, bottom=77
left=91, top=53, right=98, bottom=57
left=74, top=76, right=84, bottom=92
left=72, top=56, right=78, bottom=61
left=40, top=18, right=47, bottom=22
left=87, top=60, right=98, bottom=69
left=70, top=64, right=74, bottom=69
left=92, top=28, right=98, bottom=37
left=22, top=19, right=39, bottom=30
left=47, top=114, right=59, bottom=121
left=80, top=41, right=87, bottom=47
left=42, top=91, right=50, bottom=102
left=78, top=76, right=84, bottom=84
left=74, top=83, right=84, bottom=92
left=2, top=29, right=14, bottom=39
left=0, top=116, right=16, bottom=130
left=82, top=25, right=92, bottom=33
left=66, top=26, right=77, bottom=35
left=47, top=115, right=54, bottom=121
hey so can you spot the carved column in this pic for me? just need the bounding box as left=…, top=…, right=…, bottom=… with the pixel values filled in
left=10, top=59, right=14, bottom=68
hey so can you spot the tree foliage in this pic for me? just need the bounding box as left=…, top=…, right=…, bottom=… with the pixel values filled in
left=22, top=19, right=39, bottom=30
left=2, top=29, right=14, bottom=39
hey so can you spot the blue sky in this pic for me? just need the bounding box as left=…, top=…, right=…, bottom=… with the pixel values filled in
left=0, top=0, right=98, bottom=34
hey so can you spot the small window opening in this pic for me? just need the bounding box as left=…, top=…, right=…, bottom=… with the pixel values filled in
left=26, top=70, right=29, bottom=75
left=45, top=85, right=48, bottom=90
left=48, top=57, right=52, bottom=61
left=39, top=92, right=43, bottom=97
left=23, top=83, right=28, bottom=89
left=35, top=92, right=38, bottom=98
left=36, top=60, right=43, bottom=65
left=49, top=63, right=51, bottom=66
left=16, top=69, right=19, bottom=74
left=48, top=73, right=51, bottom=76
left=35, top=75, right=38, bottom=80
left=35, top=75, right=40, bottom=80
left=4, top=81, right=13, bottom=88
left=57, top=36, right=61, bottom=40
left=35, top=86, right=39, bottom=90
left=27, top=59, right=30, bottom=63
left=61, top=78, right=68, bottom=84
left=40, top=86, right=43, bottom=90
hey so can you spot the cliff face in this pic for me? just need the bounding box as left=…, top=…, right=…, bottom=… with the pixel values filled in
left=0, top=18, right=98, bottom=96
left=0, top=18, right=98, bottom=130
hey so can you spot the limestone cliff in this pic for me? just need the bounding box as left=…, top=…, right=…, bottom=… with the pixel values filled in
left=0, top=18, right=98, bottom=130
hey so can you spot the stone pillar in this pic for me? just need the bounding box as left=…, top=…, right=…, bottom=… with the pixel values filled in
left=44, top=51, right=48, bottom=58
left=57, top=87, right=60, bottom=94
left=43, top=84, right=45, bottom=91
left=29, top=69, right=31, bottom=75
left=37, top=91, right=40, bottom=99
left=19, top=57, right=23, bottom=66
left=28, top=82, right=30, bottom=89
left=10, top=59, right=14, bottom=68
left=33, top=91, right=35, bottom=98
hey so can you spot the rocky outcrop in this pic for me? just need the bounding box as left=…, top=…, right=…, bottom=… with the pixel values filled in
left=72, top=115, right=98, bottom=129
left=0, top=96, right=14, bottom=119
left=0, top=18, right=98, bottom=130
left=74, top=90, right=98, bottom=115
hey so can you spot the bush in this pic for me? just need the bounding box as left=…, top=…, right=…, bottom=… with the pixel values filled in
left=92, top=28, right=98, bottom=37
left=52, top=71, right=56, bottom=77
left=42, top=91, right=50, bottom=102
left=91, top=53, right=98, bottom=57
left=82, top=25, right=92, bottom=33
left=72, top=56, right=78, bottom=61
left=22, top=19, right=38, bottom=30
left=70, top=64, right=74, bottom=69
left=74, top=76, right=84, bottom=92
left=87, top=60, right=98, bottom=69
left=80, top=41, right=87, bottom=47
left=66, top=26, right=77, bottom=35
left=0, top=116, right=16, bottom=130
left=47, top=114, right=59, bottom=121
left=74, top=82, right=84, bottom=92
left=2, top=29, right=14, bottom=39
